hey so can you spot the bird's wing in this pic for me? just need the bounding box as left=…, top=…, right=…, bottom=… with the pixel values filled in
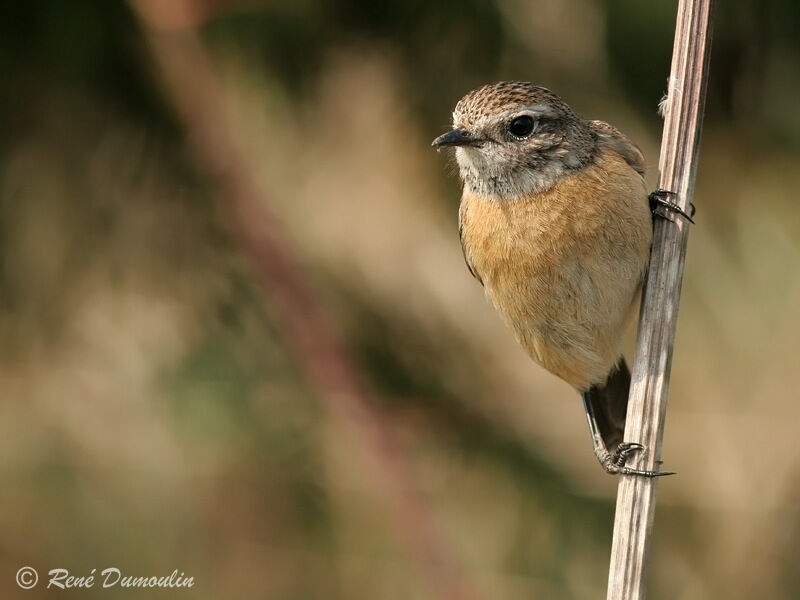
left=458, top=201, right=483, bottom=285
left=588, top=120, right=646, bottom=177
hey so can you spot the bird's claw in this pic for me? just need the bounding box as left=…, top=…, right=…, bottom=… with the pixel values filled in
left=649, top=188, right=696, bottom=224
left=600, top=442, right=675, bottom=478
left=612, top=442, right=644, bottom=467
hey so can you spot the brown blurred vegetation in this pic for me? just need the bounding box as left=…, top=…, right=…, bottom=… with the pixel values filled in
left=2, top=1, right=800, bottom=598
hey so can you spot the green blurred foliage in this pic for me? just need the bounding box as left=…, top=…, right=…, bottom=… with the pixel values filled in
left=1, top=2, right=800, bottom=599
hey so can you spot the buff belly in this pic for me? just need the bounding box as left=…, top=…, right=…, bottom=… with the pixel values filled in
left=458, top=149, right=652, bottom=390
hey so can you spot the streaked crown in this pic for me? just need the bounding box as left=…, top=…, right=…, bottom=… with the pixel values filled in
left=453, top=81, right=577, bottom=129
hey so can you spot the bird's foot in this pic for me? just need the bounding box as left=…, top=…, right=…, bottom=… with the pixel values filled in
left=649, top=188, right=695, bottom=224
left=597, top=442, right=675, bottom=477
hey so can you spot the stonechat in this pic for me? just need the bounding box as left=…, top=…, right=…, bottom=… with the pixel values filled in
left=433, top=81, right=663, bottom=476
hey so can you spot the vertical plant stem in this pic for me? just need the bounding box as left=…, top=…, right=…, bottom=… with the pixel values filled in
left=606, top=1, right=714, bottom=598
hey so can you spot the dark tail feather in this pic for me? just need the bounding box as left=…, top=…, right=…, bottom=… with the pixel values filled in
left=585, top=359, right=631, bottom=453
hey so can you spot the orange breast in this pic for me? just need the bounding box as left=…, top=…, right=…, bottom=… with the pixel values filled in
left=458, top=149, right=651, bottom=390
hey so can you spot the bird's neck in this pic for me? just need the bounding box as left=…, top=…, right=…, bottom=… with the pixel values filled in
left=460, top=159, right=568, bottom=199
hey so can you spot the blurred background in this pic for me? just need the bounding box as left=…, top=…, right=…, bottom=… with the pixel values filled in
left=1, top=1, right=800, bottom=598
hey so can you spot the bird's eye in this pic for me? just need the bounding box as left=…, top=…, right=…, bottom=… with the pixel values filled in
left=508, top=116, right=534, bottom=138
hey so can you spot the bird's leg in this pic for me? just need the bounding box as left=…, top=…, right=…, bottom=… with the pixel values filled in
left=581, top=392, right=673, bottom=477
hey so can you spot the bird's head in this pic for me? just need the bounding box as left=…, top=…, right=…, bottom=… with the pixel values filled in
left=432, top=81, right=596, bottom=199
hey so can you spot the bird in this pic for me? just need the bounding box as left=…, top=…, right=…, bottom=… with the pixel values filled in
left=432, top=81, right=666, bottom=477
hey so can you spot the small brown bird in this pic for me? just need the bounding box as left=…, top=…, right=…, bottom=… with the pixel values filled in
left=433, top=81, right=663, bottom=476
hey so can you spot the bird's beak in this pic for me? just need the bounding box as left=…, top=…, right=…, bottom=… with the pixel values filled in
left=431, top=127, right=482, bottom=149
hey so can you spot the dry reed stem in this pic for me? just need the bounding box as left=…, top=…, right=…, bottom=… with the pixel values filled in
left=607, top=1, right=714, bottom=598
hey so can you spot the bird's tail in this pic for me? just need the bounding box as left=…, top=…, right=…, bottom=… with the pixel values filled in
left=585, top=359, right=631, bottom=453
